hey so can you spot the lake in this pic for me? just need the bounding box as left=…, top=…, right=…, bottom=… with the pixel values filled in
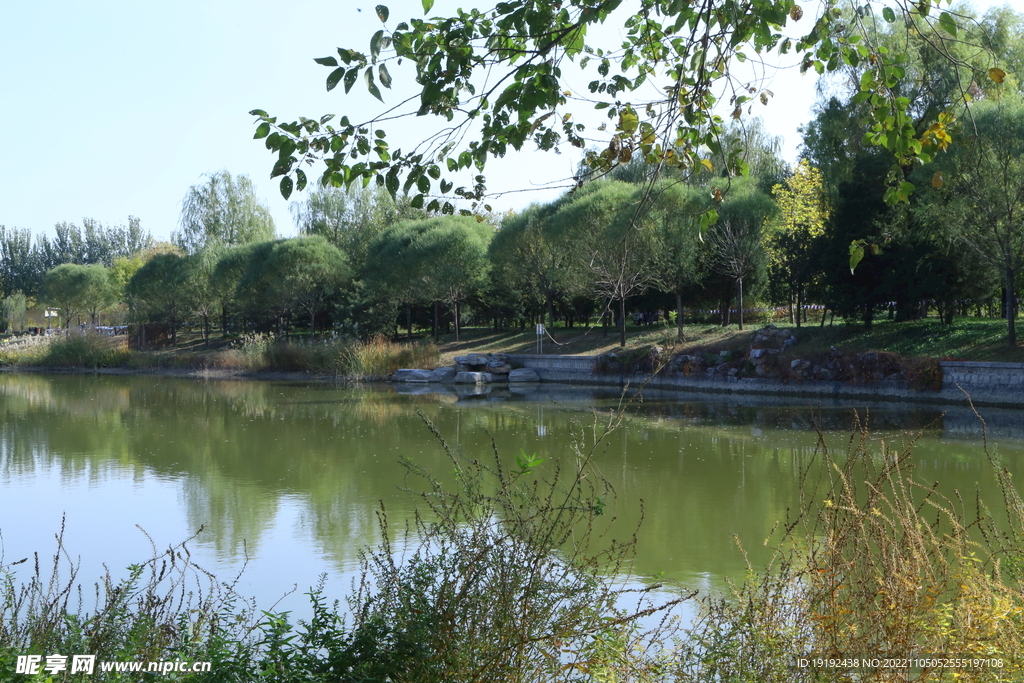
left=1, top=373, right=1022, bottom=613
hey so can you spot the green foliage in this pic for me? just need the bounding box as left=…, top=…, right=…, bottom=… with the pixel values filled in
left=2, top=291, right=26, bottom=334
left=175, top=170, right=276, bottom=254
left=290, top=183, right=418, bottom=275
left=252, top=0, right=1003, bottom=210
left=43, top=263, right=115, bottom=327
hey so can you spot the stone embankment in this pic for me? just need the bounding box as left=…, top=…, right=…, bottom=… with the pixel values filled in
left=389, top=327, right=1024, bottom=408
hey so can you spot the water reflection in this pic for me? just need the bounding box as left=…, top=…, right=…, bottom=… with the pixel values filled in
left=0, top=373, right=1021, bottom=609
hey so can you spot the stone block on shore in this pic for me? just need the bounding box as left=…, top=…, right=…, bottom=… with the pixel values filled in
left=508, top=368, right=541, bottom=383
left=391, top=368, right=437, bottom=382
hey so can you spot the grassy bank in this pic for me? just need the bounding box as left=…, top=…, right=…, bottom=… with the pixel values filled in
left=4, top=414, right=1024, bottom=681
left=0, top=334, right=439, bottom=379
left=0, top=318, right=1018, bottom=377
left=435, top=318, right=1023, bottom=365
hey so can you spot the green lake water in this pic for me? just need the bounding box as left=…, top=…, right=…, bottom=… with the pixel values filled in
left=1, top=373, right=1022, bottom=611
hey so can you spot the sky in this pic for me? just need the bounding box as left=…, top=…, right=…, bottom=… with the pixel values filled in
left=0, top=0, right=1008, bottom=244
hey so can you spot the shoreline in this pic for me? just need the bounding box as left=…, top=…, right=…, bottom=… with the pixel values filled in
left=4, top=355, right=1023, bottom=410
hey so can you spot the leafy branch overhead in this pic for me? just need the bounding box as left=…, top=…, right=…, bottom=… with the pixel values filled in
left=252, top=0, right=1007, bottom=211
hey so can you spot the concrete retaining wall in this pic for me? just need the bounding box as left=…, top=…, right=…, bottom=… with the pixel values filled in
left=505, top=354, right=1024, bottom=408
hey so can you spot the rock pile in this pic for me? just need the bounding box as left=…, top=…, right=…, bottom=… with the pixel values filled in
left=392, top=353, right=539, bottom=384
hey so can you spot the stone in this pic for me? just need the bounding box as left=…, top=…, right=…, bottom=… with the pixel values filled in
left=454, top=371, right=490, bottom=384
left=454, top=355, right=488, bottom=368
left=508, top=368, right=541, bottom=383
left=391, top=368, right=437, bottom=382
left=486, top=360, right=513, bottom=374
left=431, top=366, right=457, bottom=382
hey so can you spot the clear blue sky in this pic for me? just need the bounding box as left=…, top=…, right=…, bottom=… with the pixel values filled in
left=0, top=0, right=1002, bottom=244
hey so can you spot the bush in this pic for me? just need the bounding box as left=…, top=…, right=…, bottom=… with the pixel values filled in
left=677, top=410, right=1024, bottom=682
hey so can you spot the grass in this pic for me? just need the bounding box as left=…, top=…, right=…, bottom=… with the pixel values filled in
left=0, top=332, right=439, bottom=379
left=433, top=317, right=1023, bottom=365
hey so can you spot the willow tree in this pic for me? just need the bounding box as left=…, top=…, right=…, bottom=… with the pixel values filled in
left=707, top=183, right=777, bottom=330
left=261, top=236, right=351, bottom=336
left=549, top=181, right=659, bottom=347
left=647, top=182, right=707, bottom=340
left=290, top=183, right=416, bottom=275
left=174, top=171, right=276, bottom=254
left=44, top=263, right=114, bottom=327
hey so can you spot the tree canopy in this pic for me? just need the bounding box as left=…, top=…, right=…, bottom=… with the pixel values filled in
left=252, top=0, right=1007, bottom=214
left=175, top=170, right=276, bottom=254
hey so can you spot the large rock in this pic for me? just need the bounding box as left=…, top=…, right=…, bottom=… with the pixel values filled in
left=391, top=368, right=437, bottom=382
left=454, top=355, right=489, bottom=369
left=454, top=371, right=491, bottom=384
left=508, top=368, right=541, bottom=383
left=431, top=366, right=457, bottom=383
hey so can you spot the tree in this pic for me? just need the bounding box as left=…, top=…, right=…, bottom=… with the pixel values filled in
left=252, top=0, right=1004, bottom=212
left=3, top=291, right=27, bottom=334
left=260, top=237, right=351, bottom=336
left=647, top=182, right=707, bottom=340
left=923, top=97, right=1024, bottom=345
left=291, top=183, right=416, bottom=275
left=174, top=171, right=276, bottom=254
left=127, top=254, right=187, bottom=345
left=43, top=264, right=113, bottom=328
left=488, top=200, right=584, bottom=328
left=707, top=183, right=776, bottom=330
left=0, top=226, right=41, bottom=297
left=766, top=160, right=829, bottom=327
left=549, top=181, right=659, bottom=347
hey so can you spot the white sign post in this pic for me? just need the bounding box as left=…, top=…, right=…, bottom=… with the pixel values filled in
left=535, top=323, right=544, bottom=354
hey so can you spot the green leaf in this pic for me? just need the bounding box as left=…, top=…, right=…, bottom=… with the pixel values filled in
left=253, top=122, right=271, bottom=139
left=326, top=67, right=346, bottom=92
left=314, top=56, right=339, bottom=67
left=280, top=176, right=294, bottom=200
left=849, top=240, right=865, bottom=273
left=249, top=109, right=268, bottom=117
left=938, top=12, right=956, bottom=37
left=422, top=0, right=434, bottom=13
left=882, top=6, right=896, bottom=23
left=385, top=170, right=400, bottom=198
left=295, top=169, right=307, bottom=191
left=375, top=4, right=389, bottom=22
left=370, top=30, right=384, bottom=62
left=365, top=68, right=383, bottom=102
left=378, top=63, right=392, bottom=89
left=344, top=68, right=359, bottom=93
left=410, top=193, right=425, bottom=209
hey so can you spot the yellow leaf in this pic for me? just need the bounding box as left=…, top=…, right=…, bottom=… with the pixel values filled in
left=931, top=171, right=944, bottom=188
left=988, top=67, right=1006, bottom=83
left=701, top=158, right=713, bottom=172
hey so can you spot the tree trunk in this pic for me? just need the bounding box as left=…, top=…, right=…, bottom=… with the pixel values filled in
left=795, top=288, right=803, bottom=329
left=310, top=310, right=316, bottom=338
left=618, top=297, right=626, bottom=348
left=454, top=300, right=460, bottom=342
left=406, top=305, right=413, bottom=340
left=737, top=277, right=744, bottom=331
left=433, top=301, right=440, bottom=343
left=1008, top=266, right=1017, bottom=347
left=675, top=291, right=685, bottom=341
